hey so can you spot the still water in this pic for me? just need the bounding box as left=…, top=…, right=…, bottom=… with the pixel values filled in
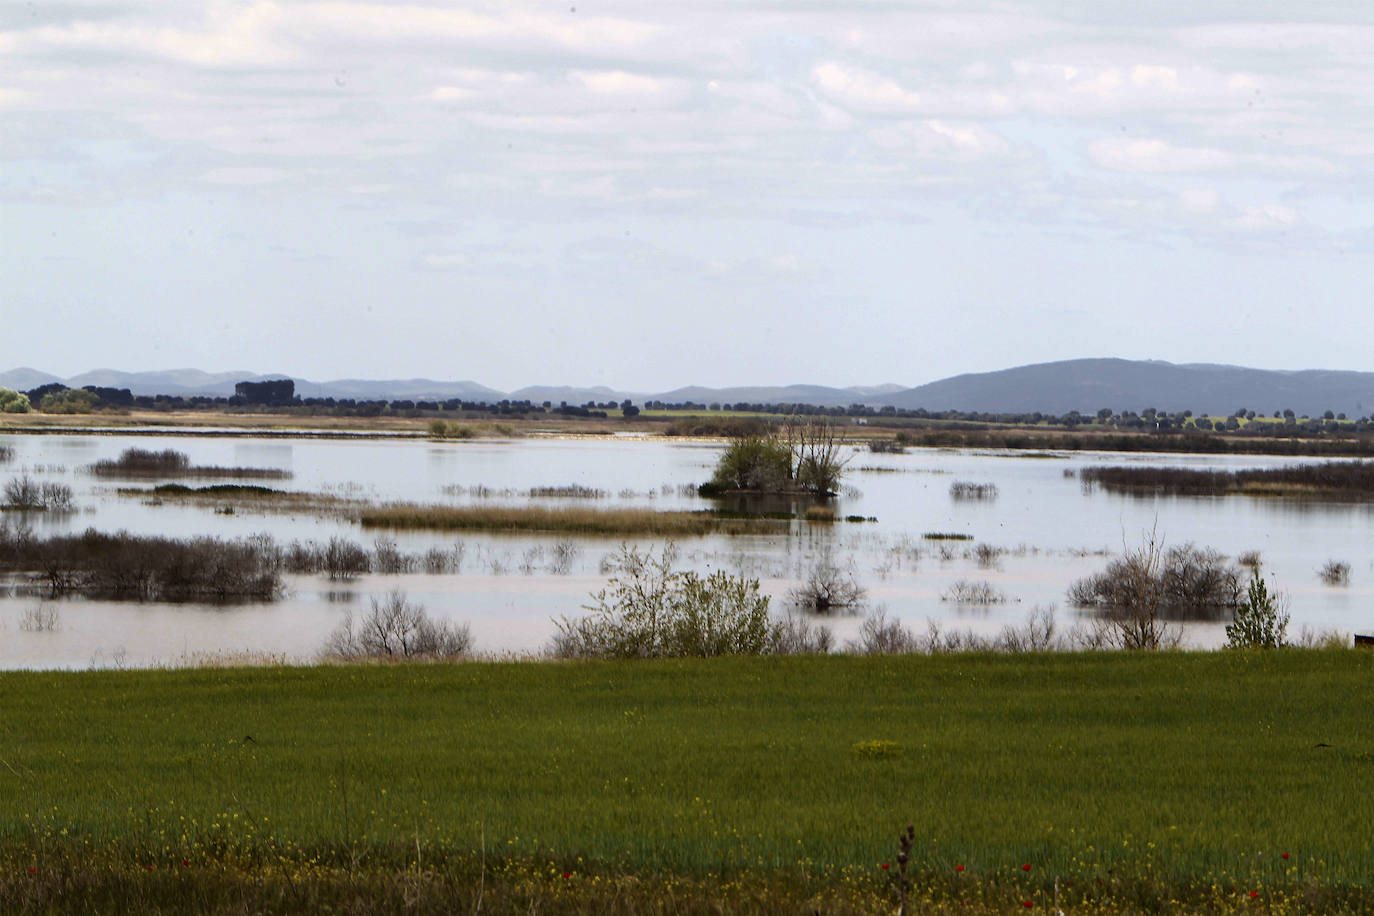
left=1, top=431, right=1370, bottom=668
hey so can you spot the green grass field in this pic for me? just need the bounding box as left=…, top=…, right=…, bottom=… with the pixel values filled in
left=3, top=651, right=1373, bottom=913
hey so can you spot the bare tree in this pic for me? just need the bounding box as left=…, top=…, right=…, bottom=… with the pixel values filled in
left=780, top=416, right=851, bottom=496
left=322, top=591, right=471, bottom=661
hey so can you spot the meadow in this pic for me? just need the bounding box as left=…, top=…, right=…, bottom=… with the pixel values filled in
left=2, top=650, right=1373, bottom=913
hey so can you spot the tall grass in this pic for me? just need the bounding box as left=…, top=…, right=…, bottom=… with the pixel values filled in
left=1080, top=460, right=1374, bottom=496
left=359, top=503, right=788, bottom=535
left=90, top=447, right=290, bottom=480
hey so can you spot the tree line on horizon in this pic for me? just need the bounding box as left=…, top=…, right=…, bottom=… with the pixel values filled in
left=1, top=380, right=1371, bottom=437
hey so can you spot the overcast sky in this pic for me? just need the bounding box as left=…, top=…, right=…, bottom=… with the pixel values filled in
left=4, top=1, right=1374, bottom=391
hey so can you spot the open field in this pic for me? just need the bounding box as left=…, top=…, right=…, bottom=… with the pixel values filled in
left=1, top=652, right=1372, bottom=913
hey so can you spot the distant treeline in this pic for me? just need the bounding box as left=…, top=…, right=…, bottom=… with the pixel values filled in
left=13, top=381, right=1374, bottom=436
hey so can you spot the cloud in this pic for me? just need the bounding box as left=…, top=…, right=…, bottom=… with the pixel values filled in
left=571, top=70, right=664, bottom=95
left=811, top=62, right=920, bottom=111
left=1089, top=138, right=1234, bottom=173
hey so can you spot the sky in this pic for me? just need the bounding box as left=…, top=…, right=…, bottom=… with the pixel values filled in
left=4, top=1, right=1374, bottom=392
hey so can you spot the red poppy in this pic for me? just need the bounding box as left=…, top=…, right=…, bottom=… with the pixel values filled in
left=182, top=859, right=189, bottom=866
left=562, top=872, right=572, bottom=879
left=145, top=865, right=154, bottom=871
left=27, top=867, right=35, bottom=874
left=1023, top=901, right=1033, bottom=908
left=1250, top=891, right=1259, bottom=899
left=1022, top=863, right=1031, bottom=871
left=881, top=863, right=890, bottom=870
left=955, top=864, right=965, bottom=872
left=1281, top=853, right=1290, bottom=860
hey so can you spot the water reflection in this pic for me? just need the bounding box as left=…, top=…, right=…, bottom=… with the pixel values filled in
left=1, top=432, right=1371, bottom=666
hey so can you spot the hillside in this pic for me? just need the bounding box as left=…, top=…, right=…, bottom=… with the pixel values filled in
left=877, top=359, right=1374, bottom=417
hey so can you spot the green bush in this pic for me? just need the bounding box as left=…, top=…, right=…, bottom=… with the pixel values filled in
left=0, top=388, right=31, bottom=413
left=38, top=388, right=97, bottom=414
left=705, top=435, right=792, bottom=493
left=1225, top=571, right=1290, bottom=649
left=551, top=544, right=780, bottom=658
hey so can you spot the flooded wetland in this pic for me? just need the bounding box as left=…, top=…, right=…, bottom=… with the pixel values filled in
left=2, top=430, right=1371, bottom=668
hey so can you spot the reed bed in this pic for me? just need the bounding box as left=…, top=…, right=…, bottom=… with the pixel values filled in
left=89, top=447, right=290, bottom=480
left=1079, top=460, right=1374, bottom=497
left=358, top=503, right=788, bottom=535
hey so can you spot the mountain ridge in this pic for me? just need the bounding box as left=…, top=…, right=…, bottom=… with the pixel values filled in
left=4, top=360, right=1374, bottom=417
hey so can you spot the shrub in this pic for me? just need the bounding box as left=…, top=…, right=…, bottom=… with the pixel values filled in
left=322, top=591, right=471, bottom=661
left=551, top=544, right=779, bottom=658
left=705, top=435, right=792, bottom=493
left=788, top=547, right=866, bottom=613
left=1067, top=533, right=1200, bottom=649
left=38, top=388, right=98, bottom=414
left=2, top=477, right=73, bottom=511
left=0, top=388, right=31, bottom=413
left=1069, top=541, right=1241, bottom=619
left=949, top=481, right=998, bottom=500
left=323, top=537, right=370, bottom=580
left=1225, top=572, right=1290, bottom=649
left=941, top=579, right=1006, bottom=605
left=1319, top=560, right=1350, bottom=586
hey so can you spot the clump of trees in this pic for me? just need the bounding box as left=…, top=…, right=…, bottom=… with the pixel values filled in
left=699, top=417, right=851, bottom=497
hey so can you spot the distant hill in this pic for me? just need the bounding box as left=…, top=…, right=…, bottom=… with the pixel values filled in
left=876, top=359, right=1374, bottom=418
left=8, top=360, right=1374, bottom=417
left=508, top=385, right=636, bottom=405
left=654, top=384, right=867, bottom=407
left=1, top=369, right=503, bottom=401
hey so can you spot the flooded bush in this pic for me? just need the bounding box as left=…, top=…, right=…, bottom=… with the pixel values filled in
left=528, top=485, right=607, bottom=498
left=1067, top=534, right=1223, bottom=648
left=1319, top=560, right=1351, bottom=586
left=18, top=603, right=58, bottom=632
left=551, top=544, right=780, bottom=658
left=949, top=481, right=998, bottom=500
left=3, top=476, right=73, bottom=511
left=0, top=528, right=282, bottom=601
left=371, top=536, right=413, bottom=574
left=941, top=579, right=1007, bottom=605
left=867, top=439, right=904, bottom=454
left=321, top=591, right=471, bottom=661
left=788, top=548, right=866, bottom=613
left=323, top=537, right=370, bottom=580
left=1069, top=541, right=1241, bottom=619
left=0, top=445, right=13, bottom=462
